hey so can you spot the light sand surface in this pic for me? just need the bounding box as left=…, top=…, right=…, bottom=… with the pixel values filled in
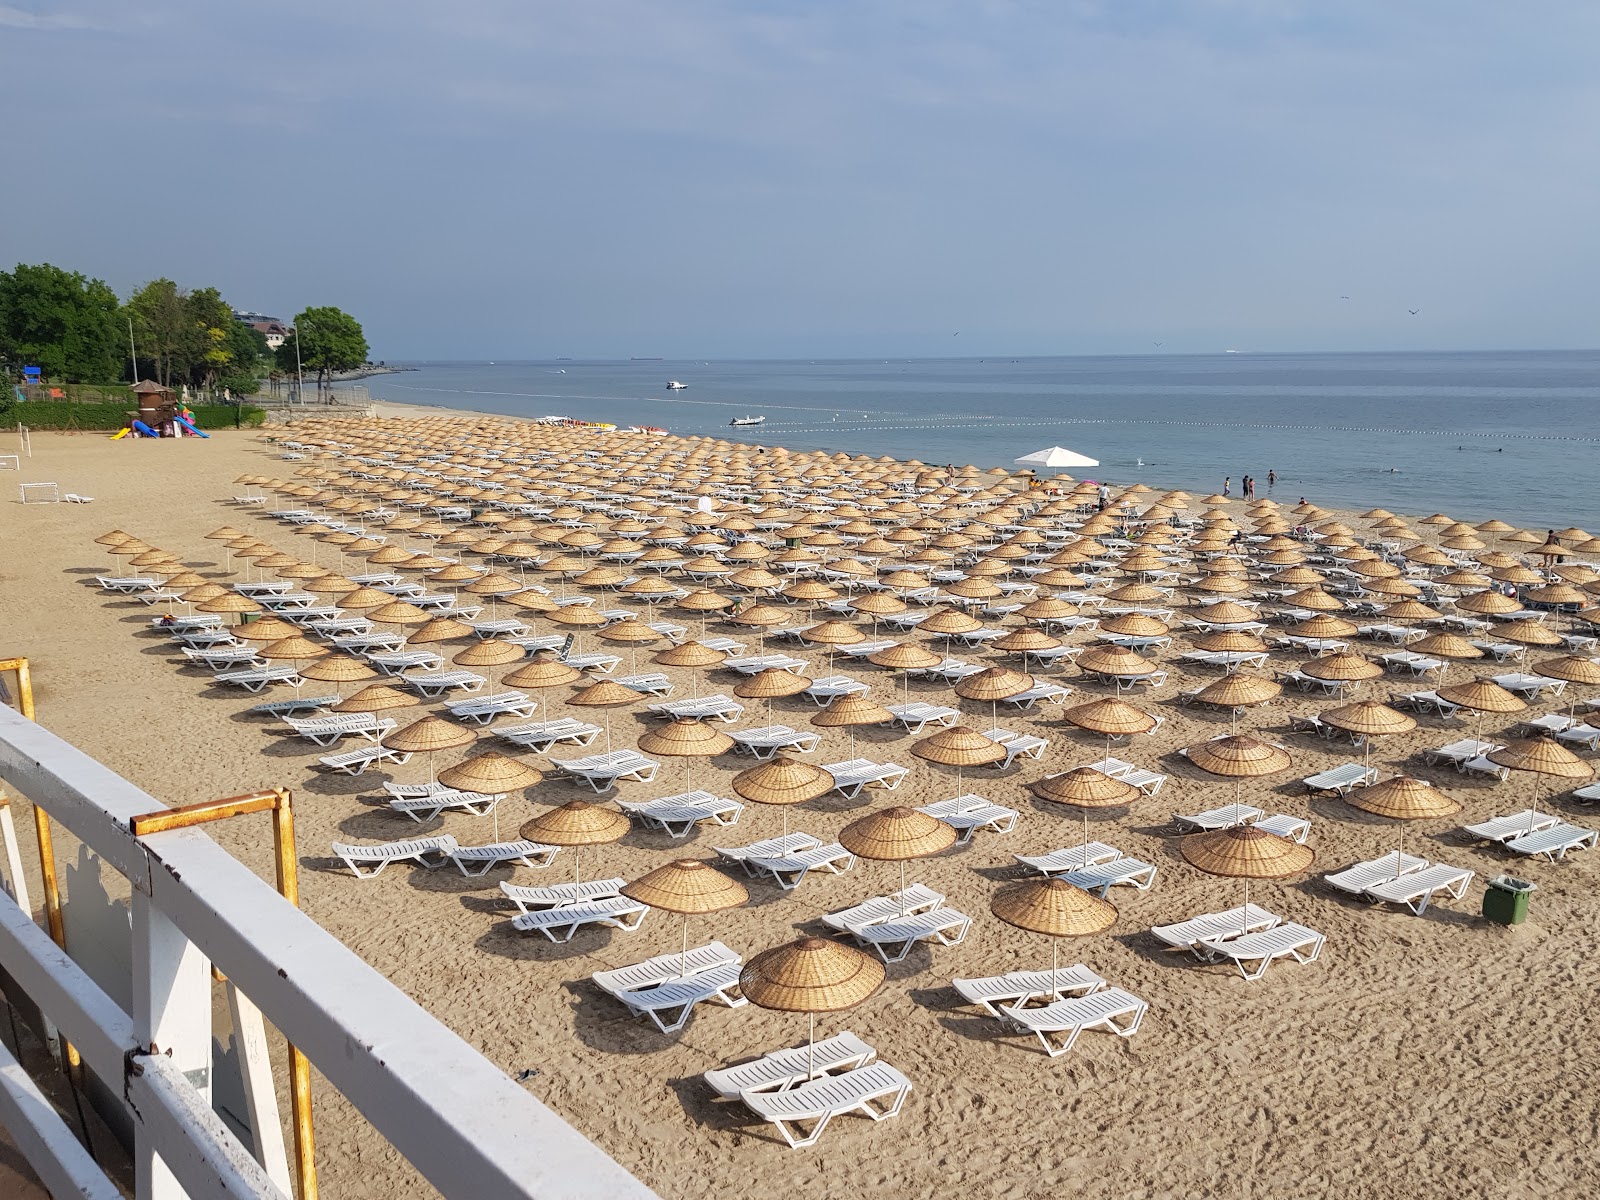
left=2, top=424, right=1596, bottom=1200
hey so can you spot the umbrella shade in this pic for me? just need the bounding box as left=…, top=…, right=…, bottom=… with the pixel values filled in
left=1494, top=619, right=1564, bottom=648
left=1487, top=737, right=1593, bottom=780
left=503, top=657, right=585, bottom=689
left=366, top=601, right=432, bottom=626
left=1347, top=775, right=1461, bottom=820
left=910, top=727, right=1007, bottom=768
left=1455, top=590, right=1522, bottom=615
left=199, top=594, right=263, bottom=615
left=654, top=642, right=728, bottom=668
left=383, top=715, right=478, bottom=754
left=568, top=680, right=643, bottom=707
left=727, top=604, right=791, bottom=628
left=1533, top=656, right=1600, bottom=685
left=298, top=655, right=379, bottom=684
left=838, top=807, right=958, bottom=861
left=621, top=859, right=748, bottom=914
left=731, top=756, right=835, bottom=805
left=1028, top=768, right=1139, bottom=808
left=1289, top=615, right=1360, bottom=639
left=1321, top=702, right=1417, bottom=737
left=258, top=636, right=330, bottom=663
left=1190, top=630, right=1270, bottom=654
left=332, top=684, right=421, bottom=713
left=991, top=878, right=1116, bottom=937
left=1191, top=601, right=1260, bottom=625
left=1014, top=446, right=1099, bottom=468
left=1408, top=633, right=1484, bottom=661
left=1181, top=826, right=1314, bottom=878
left=810, top=695, right=894, bottom=728
left=234, top=618, right=304, bottom=643
left=1061, top=698, right=1157, bottom=737
left=598, top=620, right=664, bottom=645
left=547, top=607, right=607, bottom=628
left=636, top=719, right=735, bottom=758
left=1183, top=735, right=1292, bottom=778
left=437, top=751, right=543, bottom=793
left=519, top=800, right=630, bottom=846
left=800, top=620, right=867, bottom=646
left=739, top=937, right=884, bottom=1014
left=1301, top=653, right=1385, bottom=682
left=406, top=617, right=477, bottom=644
left=336, top=586, right=397, bottom=610
left=733, top=668, right=814, bottom=699
left=867, top=643, right=945, bottom=670
left=1195, top=674, right=1282, bottom=707
left=1435, top=678, right=1527, bottom=714
left=919, top=609, right=982, bottom=635
left=993, top=628, right=1064, bottom=653
left=1075, top=645, right=1158, bottom=677
left=953, top=667, right=1034, bottom=702
left=453, top=641, right=525, bottom=669
left=1097, top=614, right=1169, bottom=638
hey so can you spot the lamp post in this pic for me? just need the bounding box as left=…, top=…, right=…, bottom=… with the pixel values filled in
left=292, top=321, right=305, bottom=406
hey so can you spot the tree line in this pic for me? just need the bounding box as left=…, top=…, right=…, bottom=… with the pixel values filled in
left=0, top=262, right=369, bottom=396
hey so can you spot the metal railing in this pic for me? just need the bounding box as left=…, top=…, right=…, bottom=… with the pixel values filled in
left=0, top=669, right=657, bottom=1200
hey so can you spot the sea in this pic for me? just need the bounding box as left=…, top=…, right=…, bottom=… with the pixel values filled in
left=365, top=350, right=1600, bottom=531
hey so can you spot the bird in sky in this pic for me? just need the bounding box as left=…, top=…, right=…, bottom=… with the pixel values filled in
left=1339, top=295, right=1350, bottom=300
left=1408, top=308, right=1420, bottom=315
left=1153, top=342, right=1163, bottom=347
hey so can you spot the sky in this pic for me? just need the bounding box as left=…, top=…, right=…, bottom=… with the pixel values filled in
left=4, top=1, right=1598, bottom=360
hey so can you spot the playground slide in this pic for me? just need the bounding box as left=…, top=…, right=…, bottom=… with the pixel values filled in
left=173, top=415, right=210, bottom=438
left=131, top=420, right=157, bottom=438
left=110, top=427, right=132, bottom=440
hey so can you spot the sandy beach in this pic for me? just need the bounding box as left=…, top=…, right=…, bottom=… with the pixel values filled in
left=4, top=415, right=1597, bottom=1200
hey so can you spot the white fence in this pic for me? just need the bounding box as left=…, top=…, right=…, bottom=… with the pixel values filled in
left=0, top=703, right=657, bottom=1200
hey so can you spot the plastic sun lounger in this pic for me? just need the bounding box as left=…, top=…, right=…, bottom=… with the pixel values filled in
left=1303, top=763, right=1378, bottom=796
left=618, top=791, right=745, bottom=838
left=402, top=671, right=486, bottom=698
left=646, top=695, right=745, bottom=722
left=1554, top=724, right=1600, bottom=751
left=917, top=794, right=1019, bottom=841
left=703, top=1031, right=876, bottom=1100
left=1150, top=905, right=1282, bottom=955
left=496, top=719, right=602, bottom=752
left=1424, top=739, right=1502, bottom=769
left=1392, top=690, right=1461, bottom=717
left=1503, top=823, right=1598, bottom=861
left=1000, top=986, right=1148, bottom=1057
left=332, top=835, right=458, bottom=878
left=737, top=1062, right=913, bottom=1149
left=1324, top=852, right=1430, bottom=896
left=715, top=832, right=822, bottom=869
left=804, top=677, right=871, bottom=704
left=444, top=692, right=539, bottom=724
left=215, top=666, right=304, bottom=692
left=822, top=759, right=910, bottom=800
left=593, top=941, right=741, bottom=1000
left=1171, top=804, right=1264, bottom=832
left=1461, top=811, right=1561, bottom=843
left=282, top=714, right=396, bottom=746
left=316, top=745, right=413, bottom=775
left=980, top=729, right=1048, bottom=769
left=1196, top=922, right=1325, bottom=980
left=1000, top=683, right=1073, bottom=709
left=886, top=703, right=960, bottom=733
left=367, top=650, right=445, bottom=675
left=443, top=840, right=560, bottom=876
left=951, top=966, right=1107, bottom=1018
left=1061, top=858, right=1158, bottom=897
left=549, top=750, right=660, bottom=791
left=846, top=907, right=973, bottom=963
left=1461, top=754, right=1511, bottom=782
left=1014, top=843, right=1123, bottom=876
left=388, top=789, right=505, bottom=822
left=820, top=885, right=945, bottom=933
left=510, top=896, right=649, bottom=942
left=1362, top=864, right=1475, bottom=914
left=500, top=878, right=626, bottom=912
left=727, top=725, right=822, bottom=759
left=611, top=960, right=748, bottom=1033
left=745, top=843, right=856, bottom=890
left=1252, top=814, right=1313, bottom=843
left=611, top=673, right=675, bottom=697
left=249, top=694, right=339, bottom=718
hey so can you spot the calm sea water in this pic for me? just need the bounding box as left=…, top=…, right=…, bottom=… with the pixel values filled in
left=368, top=350, right=1600, bottom=530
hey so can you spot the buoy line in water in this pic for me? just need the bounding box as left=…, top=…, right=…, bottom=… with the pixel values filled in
left=750, top=416, right=1600, bottom=443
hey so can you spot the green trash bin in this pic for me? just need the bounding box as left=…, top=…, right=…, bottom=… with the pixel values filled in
left=1482, top=875, right=1536, bottom=925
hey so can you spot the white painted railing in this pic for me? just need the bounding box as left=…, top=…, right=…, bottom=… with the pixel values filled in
left=0, top=704, right=658, bottom=1200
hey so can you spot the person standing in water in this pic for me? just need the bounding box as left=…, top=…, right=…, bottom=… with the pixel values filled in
left=1222, top=477, right=1231, bottom=496
left=1267, top=468, right=1277, bottom=487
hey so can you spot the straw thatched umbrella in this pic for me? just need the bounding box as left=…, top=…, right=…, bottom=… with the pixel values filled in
left=739, top=937, right=885, bottom=1077
left=1486, top=738, right=1594, bottom=836
left=637, top=718, right=734, bottom=792
left=1181, top=735, right=1293, bottom=820
left=332, top=683, right=421, bottom=715
left=621, top=859, right=748, bottom=964
left=1321, top=701, right=1417, bottom=772
left=1532, top=655, right=1600, bottom=718
left=910, top=726, right=1006, bottom=796
left=1300, top=653, right=1385, bottom=697
left=406, top=616, right=477, bottom=646
left=1435, top=677, right=1527, bottom=744
left=519, top=800, right=630, bottom=882
left=258, top=635, right=330, bottom=666
left=954, top=666, right=1034, bottom=726
left=1193, top=673, right=1282, bottom=733
left=1060, top=698, right=1158, bottom=761
left=567, top=678, right=642, bottom=751
left=382, top=715, right=477, bottom=784
left=1181, top=824, right=1314, bottom=935
left=838, top=806, right=958, bottom=913
left=198, top=592, right=263, bottom=626
left=438, top=750, right=544, bottom=839
left=297, top=653, right=379, bottom=698
left=1075, top=644, right=1160, bottom=684
left=1345, top=774, right=1461, bottom=866
left=991, top=878, right=1117, bottom=1001
left=867, top=642, right=943, bottom=701
left=810, top=693, right=894, bottom=759
left=731, top=755, right=835, bottom=836
left=1029, top=767, right=1141, bottom=855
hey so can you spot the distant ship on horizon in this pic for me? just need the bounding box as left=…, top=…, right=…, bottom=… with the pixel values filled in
left=666, top=380, right=688, bottom=390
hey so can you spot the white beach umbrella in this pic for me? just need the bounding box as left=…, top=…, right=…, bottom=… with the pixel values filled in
left=1013, top=446, right=1100, bottom=469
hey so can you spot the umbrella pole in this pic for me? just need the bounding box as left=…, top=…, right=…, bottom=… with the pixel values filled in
left=1242, top=879, right=1250, bottom=935
left=573, top=846, right=582, bottom=885
left=1051, top=939, right=1060, bottom=1000
left=807, top=1012, right=816, bottom=1079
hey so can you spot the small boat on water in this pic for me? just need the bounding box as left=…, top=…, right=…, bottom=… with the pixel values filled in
left=666, top=380, right=688, bottom=390
left=729, top=415, right=766, bottom=427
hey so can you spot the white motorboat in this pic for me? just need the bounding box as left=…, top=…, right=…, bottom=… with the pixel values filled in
left=666, top=380, right=688, bottom=390
left=729, top=415, right=766, bottom=427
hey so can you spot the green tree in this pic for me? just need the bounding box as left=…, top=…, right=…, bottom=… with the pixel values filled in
left=0, top=263, right=123, bottom=382
left=276, top=306, right=368, bottom=393
left=126, top=277, right=197, bottom=387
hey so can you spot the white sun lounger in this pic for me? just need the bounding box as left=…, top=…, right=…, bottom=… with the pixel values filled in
left=496, top=718, right=602, bottom=752
left=401, top=670, right=486, bottom=698
left=182, top=645, right=266, bottom=671
left=1363, top=864, right=1475, bottom=914
left=1302, top=763, right=1378, bottom=796
left=746, top=843, right=856, bottom=890
left=611, top=673, right=675, bottom=697
left=1491, top=673, right=1565, bottom=700
left=444, top=691, right=538, bottom=724
left=1391, top=690, right=1461, bottom=717
left=804, top=676, right=871, bottom=704
left=1081, top=757, right=1168, bottom=796
left=510, top=896, right=649, bottom=942
left=1461, top=754, right=1511, bottom=782
left=316, top=745, right=413, bottom=775
left=1462, top=811, right=1561, bottom=843
left=1252, top=814, right=1313, bottom=843
left=838, top=640, right=899, bottom=659
left=822, top=759, right=910, bottom=800
left=1423, top=739, right=1502, bottom=769
left=249, top=694, right=339, bottom=718
left=703, top=1031, right=876, bottom=1100
left=820, top=885, right=945, bottom=933
left=1574, top=783, right=1600, bottom=804
left=559, top=652, right=622, bottom=674
left=1274, top=669, right=1357, bottom=697
left=611, top=960, right=748, bottom=1033
left=951, top=966, right=1106, bottom=1017
left=737, top=1062, right=912, bottom=1149
left=1379, top=651, right=1446, bottom=678
left=980, top=729, right=1049, bottom=769
left=1521, top=713, right=1583, bottom=736
left=1324, top=852, right=1430, bottom=896
left=846, top=907, right=972, bottom=963
left=1061, top=858, right=1158, bottom=897
left=725, top=654, right=809, bottom=675
left=1172, top=804, right=1264, bottom=832
left=1504, top=823, right=1598, bottom=861
left=1000, top=986, right=1148, bottom=1057
left=593, top=941, right=741, bottom=999
left=886, top=703, right=960, bottom=733
left=500, top=878, right=625, bottom=912
left=618, top=790, right=744, bottom=838
left=366, top=650, right=444, bottom=675
left=443, top=840, right=559, bottom=875
left=1000, top=682, right=1073, bottom=709
left=1196, top=922, right=1325, bottom=980
left=549, top=749, right=660, bottom=791
left=1150, top=904, right=1282, bottom=954
left=388, top=789, right=505, bottom=822
left=1179, top=650, right=1270, bottom=673
left=645, top=694, right=745, bottom=722
left=1554, top=724, right=1600, bottom=751
left=715, top=832, right=821, bottom=870
left=727, top=725, right=822, bottom=759
left=282, top=713, right=397, bottom=746
left=1014, top=843, right=1123, bottom=876
left=332, top=835, right=458, bottom=878
left=917, top=794, right=1018, bottom=841
left=215, top=665, right=304, bottom=692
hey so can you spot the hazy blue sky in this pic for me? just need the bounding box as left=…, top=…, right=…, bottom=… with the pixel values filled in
left=4, top=2, right=1597, bottom=359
